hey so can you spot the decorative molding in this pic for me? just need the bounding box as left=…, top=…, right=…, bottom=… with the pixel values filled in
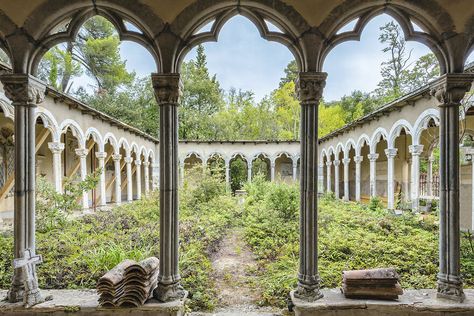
left=295, top=72, right=327, bottom=105
left=47, top=142, right=64, bottom=154
left=430, top=74, right=474, bottom=106
left=151, top=73, right=182, bottom=105
left=0, top=74, right=46, bottom=106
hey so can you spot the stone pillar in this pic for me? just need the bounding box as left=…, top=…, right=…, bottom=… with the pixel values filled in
left=48, top=142, right=65, bottom=193
left=293, top=159, right=299, bottom=182
left=467, top=148, right=474, bottom=231
left=409, top=145, right=424, bottom=212
left=143, top=161, right=150, bottom=195
left=152, top=73, right=186, bottom=301
left=333, top=160, right=340, bottom=198
left=428, top=156, right=435, bottom=197
left=96, top=152, right=107, bottom=207
left=293, top=72, right=326, bottom=301
left=431, top=73, right=474, bottom=302
left=270, top=160, right=276, bottom=182
left=124, top=156, right=133, bottom=202
left=112, top=154, right=122, bottom=205
left=135, top=159, right=142, bottom=200
left=385, top=148, right=398, bottom=210
left=179, top=161, right=185, bottom=187
left=317, top=163, right=324, bottom=193
left=247, top=161, right=252, bottom=182
left=368, top=153, right=379, bottom=198
left=152, top=163, right=160, bottom=190
left=1, top=74, right=46, bottom=303
left=75, top=148, right=89, bottom=209
left=354, top=155, right=363, bottom=202
left=342, top=158, right=350, bottom=201
left=326, top=161, right=332, bottom=193
left=225, top=160, right=230, bottom=187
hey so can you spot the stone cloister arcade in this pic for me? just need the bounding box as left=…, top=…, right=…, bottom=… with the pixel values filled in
left=0, top=0, right=474, bottom=311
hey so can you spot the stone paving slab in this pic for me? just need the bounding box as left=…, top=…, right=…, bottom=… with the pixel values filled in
left=291, top=289, right=474, bottom=316
left=0, top=289, right=186, bottom=315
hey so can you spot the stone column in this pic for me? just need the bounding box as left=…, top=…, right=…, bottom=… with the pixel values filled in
left=225, top=160, right=230, bottom=187
left=270, top=160, right=276, bottom=182
left=294, top=72, right=326, bottom=301
left=135, top=159, right=142, bottom=200
left=409, top=145, right=424, bottom=212
left=333, top=160, right=340, bottom=198
left=152, top=73, right=186, bottom=301
left=247, top=161, right=252, bottom=182
left=368, top=153, right=379, bottom=198
left=385, top=148, right=398, bottom=210
left=326, top=161, right=332, bottom=193
left=112, top=154, right=122, bottom=205
left=342, top=158, right=350, bottom=201
left=124, top=156, right=133, bottom=202
left=152, top=163, right=160, bottom=190
left=179, top=161, right=185, bottom=187
left=428, top=156, right=435, bottom=197
left=75, top=148, right=89, bottom=209
left=317, top=162, right=324, bottom=193
left=293, top=159, right=299, bottom=182
left=48, top=142, right=65, bottom=193
left=467, top=148, right=474, bottom=231
left=143, top=161, right=150, bottom=195
left=431, top=73, right=474, bottom=302
left=96, top=152, right=107, bottom=207
left=354, top=156, right=363, bottom=202
left=1, top=74, right=46, bottom=303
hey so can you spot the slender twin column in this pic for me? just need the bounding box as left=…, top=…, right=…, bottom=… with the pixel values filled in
left=152, top=73, right=186, bottom=302
left=270, top=160, right=276, bottom=182
left=294, top=71, right=327, bottom=301
left=368, top=153, right=379, bottom=197
left=354, top=155, right=363, bottom=202
left=431, top=73, right=474, bottom=302
left=152, top=163, right=160, bottom=190
left=333, top=160, right=340, bottom=198
left=112, top=154, right=122, bottom=204
left=427, top=156, right=435, bottom=197
left=225, top=160, right=230, bottom=187
left=317, top=163, right=324, bottom=193
left=326, top=161, right=332, bottom=193
left=385, top=148, right=398, bottom=210
left=124, top=156, right=133, bottom=202
left=143, top=161, right=150, bottom=195
left=293, top=159, right=299, bottom=182
left=96, top=152, right=107, bottom=207
left=247, top=161, right=252, bottom=182
left=409, top=144, right=423, bottom=212
left=1, top=74, right=46, bottom=304
left=179, top=162, right=185, bottom=186
left=467, top=148, right=474, bottom=231
left=48, top=142, right=65, bottom=193
left=75, top=148, right=89, bottom=209
left=135, top=160, right=142, bottom=200
left=342, top=158, right=350, bottom=201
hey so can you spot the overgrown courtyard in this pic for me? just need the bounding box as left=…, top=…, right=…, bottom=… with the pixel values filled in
left=1, top=171, right=473, bottom=311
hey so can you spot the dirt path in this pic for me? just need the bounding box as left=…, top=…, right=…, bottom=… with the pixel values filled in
left=192, top=228, right=283, bottom=315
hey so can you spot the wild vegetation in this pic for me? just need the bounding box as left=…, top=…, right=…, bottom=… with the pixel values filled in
left=0, top=168, right=238, bottom=311
left=241, top=177, right=474, bottom=307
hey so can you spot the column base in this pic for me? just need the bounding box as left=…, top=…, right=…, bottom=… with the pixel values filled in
left=437, top=273, right=465, bottom=302
left=294, top=276, right=323, bottom=302
left=7, top=283, right=24, bottom=303
left=24, top=288, right=44, bottom=308
left=153, top=282, right=187, bottom=303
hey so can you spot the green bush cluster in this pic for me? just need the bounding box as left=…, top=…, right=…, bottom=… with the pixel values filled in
left=0, top=167, right=238, bottom=311
left=241, top=180, right=474, bottom=307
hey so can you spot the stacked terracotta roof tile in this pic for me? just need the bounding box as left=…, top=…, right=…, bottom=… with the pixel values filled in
left=97, top=257, right=159, bottom=307
left=342, top=268, right=403, bottom=300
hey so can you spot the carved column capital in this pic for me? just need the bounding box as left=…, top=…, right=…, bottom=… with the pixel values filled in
left=151, top=73, right=183, bottom=105
left=48, top=142, right=65, bottom=154
left=95, top=152, right=107, bottom=160
left=333, top=160, right=340, bottom=167
left=367, top=153, right=379, bottom=161
left=325, top=161, right=332, bottom=166
left=0, top=74, right=46, bottom=106
left=295, top=72, right=327, bottom=105
left=112, top=154, right=122, bottom=162
left=124, top=157, right=133, bottom=164
left=135, top=160, right=142, bottom=166
left=354, top=155, right=363, bottom=164
left=430, top=73, right=474, bottom=106
left=143, top=161, right=150, bottom=167
left=342, top=158, right=350, bottom=165
left=409, top=144, right=424, bottom=156
left=385, top=148, right=398, bottom=158
left=75, top=148, right=88, bottom=158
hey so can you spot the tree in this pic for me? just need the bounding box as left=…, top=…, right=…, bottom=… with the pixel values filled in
left=38, top=16, right=133, bottom=94
left=318, top=102, right=346, bottom=137
left=279, top=60, right=298, bottom=87
left=272, top=81, right=300, bottom=139
left=401, top=53, right=439, bottom=91
left=376, top=21, right=412, bottom=99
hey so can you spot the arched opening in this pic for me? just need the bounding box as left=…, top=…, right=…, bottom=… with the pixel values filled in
left=274, top=152, right=294, bottom=182
left=229, top=154, right=248, bottom=192
left=392, top=127, right=413, bottom=209
left=0, top=104, right=14, bottom=218
left=207, top=153, right=225, bottom=180
left=252, top=153, right=270, bottom=181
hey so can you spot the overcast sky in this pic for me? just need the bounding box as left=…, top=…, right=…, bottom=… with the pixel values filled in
left=98, top=15, right=474, bottom=102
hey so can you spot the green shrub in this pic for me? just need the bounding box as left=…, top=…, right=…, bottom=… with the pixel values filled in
left=368, top=196, right=382, bottom=211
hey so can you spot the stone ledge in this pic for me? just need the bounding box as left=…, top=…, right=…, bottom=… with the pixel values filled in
left=291, top=289, right=474, bottom=316
left=0, top=289, right=186, bottom=316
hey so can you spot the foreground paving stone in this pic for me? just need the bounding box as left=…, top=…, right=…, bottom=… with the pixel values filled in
left=0, top=289, right=186, bottom=316
left=291, top=289, right=474, bottom=316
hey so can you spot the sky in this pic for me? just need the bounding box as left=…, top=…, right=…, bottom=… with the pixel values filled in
left=80, top=14, right=474, bottom=102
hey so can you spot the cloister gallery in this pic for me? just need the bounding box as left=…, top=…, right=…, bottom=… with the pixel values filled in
left=0, top=0, right=474, bottom=315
